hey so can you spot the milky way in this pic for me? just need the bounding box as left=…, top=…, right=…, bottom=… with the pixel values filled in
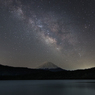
left=0, top=0, right=95, bottom=69
left=5, top=0, right=78, bottom=53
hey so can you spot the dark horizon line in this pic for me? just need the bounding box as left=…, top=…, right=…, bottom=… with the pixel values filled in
left=0, top=63, right=95, bottom=71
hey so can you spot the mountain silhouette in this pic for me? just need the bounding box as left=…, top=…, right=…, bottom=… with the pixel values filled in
left=0, top=63, right=95, bottom=80
left=37, top=62, right=64, bottom=72
left=38, top=62, right=59, bottom=69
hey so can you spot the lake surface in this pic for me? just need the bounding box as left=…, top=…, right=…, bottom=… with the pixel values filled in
left=0, top=80, right=95, bottom=95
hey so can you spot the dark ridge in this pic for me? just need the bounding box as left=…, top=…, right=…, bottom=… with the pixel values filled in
left=0, top=64, right=95, bottom=80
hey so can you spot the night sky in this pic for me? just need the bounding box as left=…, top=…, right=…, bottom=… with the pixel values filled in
left=0, top=0, right=95, bottom=70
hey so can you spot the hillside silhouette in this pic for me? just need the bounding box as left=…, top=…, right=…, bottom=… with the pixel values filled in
left=0, top=63, right=95, bottom=80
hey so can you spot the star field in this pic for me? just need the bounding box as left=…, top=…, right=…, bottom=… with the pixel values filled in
left=0, top=0, right=95, bottom=70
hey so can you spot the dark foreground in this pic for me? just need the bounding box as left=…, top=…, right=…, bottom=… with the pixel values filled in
left=1, top=80, right=95, bottom=95
left=0, top=64, right=95, bottom=80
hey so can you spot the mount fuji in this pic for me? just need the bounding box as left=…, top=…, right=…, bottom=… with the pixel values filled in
left=37, top=62, right=64, bottom=72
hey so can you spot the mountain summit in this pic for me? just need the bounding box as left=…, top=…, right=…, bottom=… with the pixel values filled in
left=37, top=62, right=63, bottom=72
left=37, top=62, right=60, bottom=69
